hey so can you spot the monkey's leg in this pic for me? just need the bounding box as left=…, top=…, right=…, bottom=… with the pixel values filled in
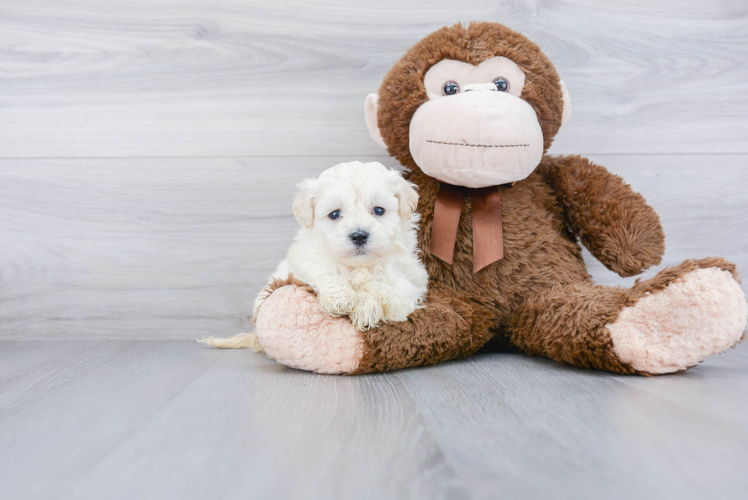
left=254, top=282, right=494, bottom=375
left=509, top=258, right=747, bottom=374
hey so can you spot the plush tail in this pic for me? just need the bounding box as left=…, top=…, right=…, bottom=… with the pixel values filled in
left=197, top=333, right=265, bottom=353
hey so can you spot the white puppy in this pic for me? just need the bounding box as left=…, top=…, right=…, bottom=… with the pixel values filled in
left=256, top=161, right=428, bottom=330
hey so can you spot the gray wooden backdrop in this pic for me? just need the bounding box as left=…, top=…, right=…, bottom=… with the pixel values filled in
left=1, top=0, right=746, bottom=340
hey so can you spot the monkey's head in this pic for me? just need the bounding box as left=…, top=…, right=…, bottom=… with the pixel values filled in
left=365, top=22, right=571, bottom=188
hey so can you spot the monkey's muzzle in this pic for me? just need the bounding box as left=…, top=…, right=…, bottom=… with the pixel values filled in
left=409, top=90, right=544, bottom=188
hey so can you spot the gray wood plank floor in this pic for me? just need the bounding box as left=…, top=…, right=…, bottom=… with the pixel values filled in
left=1, top=340, right=747, bottom=500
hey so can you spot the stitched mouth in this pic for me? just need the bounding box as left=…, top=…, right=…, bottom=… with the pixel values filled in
left=426, top=140, right=529, bottom=148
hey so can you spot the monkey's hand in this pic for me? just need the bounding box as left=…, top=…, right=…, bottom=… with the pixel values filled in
left=537, top=155, right=665, bottom=277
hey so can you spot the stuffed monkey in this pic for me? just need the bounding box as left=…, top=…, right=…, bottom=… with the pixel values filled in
left=251, top=22, right=747, bottom=375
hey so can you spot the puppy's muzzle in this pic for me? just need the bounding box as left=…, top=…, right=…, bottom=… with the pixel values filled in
left=349, top=230, right=369, bottom=247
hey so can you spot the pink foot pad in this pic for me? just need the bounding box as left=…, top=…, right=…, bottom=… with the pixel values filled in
left=608, top=268, right=748, bottom=374
left=255, top=285, right=365, bottom=374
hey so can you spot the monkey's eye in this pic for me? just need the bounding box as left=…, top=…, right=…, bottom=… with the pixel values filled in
left=373, top=207, right=385, bottom=216
left=328, top=210, right=341, bottom=220
left=493, top=77, right=509, bottom=92
left=442, top=81, right=460, bottom=96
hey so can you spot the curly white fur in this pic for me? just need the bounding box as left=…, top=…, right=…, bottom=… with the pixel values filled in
left=254, top=161, right=428, bottom=331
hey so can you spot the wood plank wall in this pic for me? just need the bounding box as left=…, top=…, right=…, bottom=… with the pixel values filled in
left=1, top=0, right=746, bottom=339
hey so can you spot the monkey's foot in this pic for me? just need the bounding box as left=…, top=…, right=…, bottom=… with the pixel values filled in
left=608, top=265, right=747, bottom=374
left=255, top=285, right=364, bottom=374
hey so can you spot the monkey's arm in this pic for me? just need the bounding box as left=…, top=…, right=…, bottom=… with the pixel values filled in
left=537, top=155, right=665, bottom=277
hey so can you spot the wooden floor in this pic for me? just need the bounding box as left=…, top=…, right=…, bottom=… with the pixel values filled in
left=2, top=1, right=748, bottom=498
left=1, top=340, right=747, bottom=499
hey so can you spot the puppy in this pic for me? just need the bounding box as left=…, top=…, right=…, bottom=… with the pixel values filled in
left=257, top=160, right=428, bottom=330
left=199, top=161, right=428, bottom=351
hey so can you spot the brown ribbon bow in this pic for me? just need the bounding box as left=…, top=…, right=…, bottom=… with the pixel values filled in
left=430, top=183, right=504, bottom=274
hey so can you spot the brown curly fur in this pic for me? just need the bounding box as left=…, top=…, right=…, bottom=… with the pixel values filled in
left=351, top=152, right=671, bottom=374
left=509, top=257, right=740, bottom=375
left=377, top=22, right=565, bottom=164
left=347, top=22, right=733, bottom=375
left=262, top=22, right=738, bottom=375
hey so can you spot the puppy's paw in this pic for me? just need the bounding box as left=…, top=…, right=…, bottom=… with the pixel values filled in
left=382, top=295, right=416, bottom=323
left=318, top=285, right=356, bottom=316
left=350, top=290, right=387, bottom=330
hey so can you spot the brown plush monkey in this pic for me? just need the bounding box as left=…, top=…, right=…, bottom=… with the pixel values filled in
left=250, top=22, right=747, bottom=375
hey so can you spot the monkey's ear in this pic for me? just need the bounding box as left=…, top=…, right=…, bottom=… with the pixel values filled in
left=364, top=93, right=388, bottom=150
left=292, top=179, right=317, bottom=228
left=560, top=80, right=572, bottom=128
left=392, top=175, right=419, bottom=218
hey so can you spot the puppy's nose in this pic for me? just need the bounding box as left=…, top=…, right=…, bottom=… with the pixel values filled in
left=349, top=230, right=369, bottom=247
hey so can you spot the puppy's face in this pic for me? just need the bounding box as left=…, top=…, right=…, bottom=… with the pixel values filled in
left=293, top=161, right=418, bottom=267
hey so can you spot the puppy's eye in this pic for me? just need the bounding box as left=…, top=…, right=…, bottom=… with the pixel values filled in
left=492, top=77, right=509, bottom=92
left=442, top=81, right=460, bottom=96
left=328, top=210, right=341, bottom=220
left=373, top=207, right=385, bottom=216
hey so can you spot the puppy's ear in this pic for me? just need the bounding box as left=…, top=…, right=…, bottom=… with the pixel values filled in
left=292, top=179, right=317, bottom=228
left=392, top=174, right=419, bottom=218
